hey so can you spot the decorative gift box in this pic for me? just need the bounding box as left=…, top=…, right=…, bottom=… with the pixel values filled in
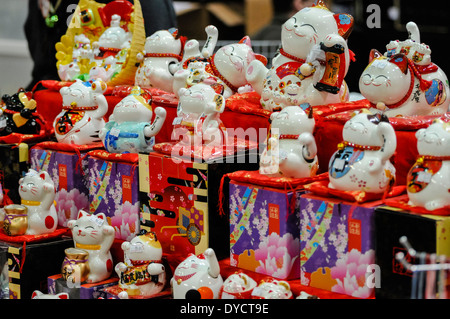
left=374, top=206, right=450, bottom=299
left=138, top=150, right=259, bottom=261
left=87, top=150, right=140, bottom=242
left=228, top=180, right=303, bottom=280
left=5, top=236, right=73, bottom=299
left=30, top=142, right=103, bottom=228
left=300, top=193, right=378, bottom=299
left=47, top=274, right=119, bottom=299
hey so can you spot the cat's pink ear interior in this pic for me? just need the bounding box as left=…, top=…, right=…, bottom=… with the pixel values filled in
left=77, top=210, right=87, bottom=219
left=388, top=53, right=409, bottom=74
left=255, top=54, right=268, bottom=66
left=58, top=293, right=69, bottom=299
left=96, top=213, right=106, bottom=220
left=39, top=172, right=46, bottom=180
left=369, top=49, right=383, bottom=63
left=31, top=291, right=38, bottom=299
left=239, top=36, right=251, bottom=47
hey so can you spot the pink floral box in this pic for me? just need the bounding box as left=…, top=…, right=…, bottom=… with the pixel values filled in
left=300, top=193, right=379, bottom=299
left=229, top=180, right=303, bottom=280
left=87, top=150, right=140, bottom=242
left=30, top=146, right=91, bottom=228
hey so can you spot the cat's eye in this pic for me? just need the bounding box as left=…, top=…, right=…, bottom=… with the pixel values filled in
left=27, top=183, right=34, bottom=187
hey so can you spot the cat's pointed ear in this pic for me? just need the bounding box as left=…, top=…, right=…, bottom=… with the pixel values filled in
left=334, top=13, right=354, bottom=40
left=77, top=209, right=88, bottom=219
left=96, top=213, right=107, bottom=220
left=239, top=36, right=251, bottom=47
left=255, top=54, right=268, bottom=66
left=39, top=172, right=47, bottom=180
left=389, top=53, right=409, bottom=74
left=369, top=49, right=383, bottom=63
left=57, top=293, right=69, bottom=299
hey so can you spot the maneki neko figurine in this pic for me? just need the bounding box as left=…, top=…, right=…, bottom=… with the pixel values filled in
left=251, top=278, right=293, bottom=299
left=173, top=32, right=267, bottom=99
left=219, top=272, right=257, bottom=299
left=134, top=28, right=186, bottom=93
left=246, top=0, right=354, bottom=111
left=114, top=230, right=166, bottom=299
left=328, top=110, right=396, bottom=193
left=259, top=104, right=318, bottom=178
left=171, top=248, right=223, bottom=299
left=359, top=22, right=449, bottom=117
left=406, top=119, right=450, bottom=210
left=53, top=79, right=108, bottom=145
left=0, top=89, right=41, bottom=136
left=172, top=82, right=226, bottom=147
left=99, top=86, right=166, bottom=153
left=67, top=210, right=115, bottom=283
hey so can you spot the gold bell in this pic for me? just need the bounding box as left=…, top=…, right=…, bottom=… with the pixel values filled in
left=337, top=142, right=345, bottom=150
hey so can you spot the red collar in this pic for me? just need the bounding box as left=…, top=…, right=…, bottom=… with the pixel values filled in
left=279, top=48, right=306, bottom=64
left=337, top=141, right=381, bottom=151
left=416, top=155, right=450, bottom=164
left=279, top=134, right=299, bottom=140
left=130, top=259, right=162, bottom=266
left=145, top=52, right=183, bottom=62
left=207, top=56, right=239, bottom=93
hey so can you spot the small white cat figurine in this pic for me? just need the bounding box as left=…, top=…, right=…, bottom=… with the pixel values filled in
left=67, top=210, right=115, bottom=283
left=171, top=248, right=223, bottom=299
left=19, top=169, right=57, bottom=235
left=115, top=230, right=166, bottom=299
left=259, top=104, right=318, bottom=178
left=32, top=290, right=69, bottom=299
left=407, top=119, right=450, bottom=210
left=328, top=110, right=397, bottom=193
left=54, top=79, right=108, bottom=145
left=172, top=82, right=226, bottom=147
left=359, top=22, right=449, bottom=117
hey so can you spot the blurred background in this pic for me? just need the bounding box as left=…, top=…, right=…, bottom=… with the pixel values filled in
left=0, top=0, right=448, bottom=96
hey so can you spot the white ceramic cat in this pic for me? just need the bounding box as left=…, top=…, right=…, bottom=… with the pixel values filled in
left=360, top=22, right=449, bottom=117
left=220, top=272, right=257, bottom=299
left=134, top=28, right=185, bottom=92
left=328, top=110, right=397, bottom=193
left=171, top=248, right=223, bottom=299
left=406, top=119, right=450, bottom=210
left=246, top=1, right=353, bottom=111
left=251, top=278, right=293, bottom=299
left=173, top=35, right=267, bottom=98
left=99, top=86, right=166, bottom=153
left=93, top=14, right=131, bottom=61
left=32, top=290, right=69, bottom=299
left=19, top=169, right=57, bottom=235
left=259, top=104, right=318, bottom=178
left=67, top=210, right=115, bottom=283
left=54, top=79, right=108, bottom=145
left=115, top=231, right=166, bottom=299
left=172, top=82, right=226, bottom=147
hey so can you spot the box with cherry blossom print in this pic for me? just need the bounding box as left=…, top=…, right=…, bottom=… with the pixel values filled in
left=299, top=193, right=378, bottom=299
left=30, top=143, right=95, bottom=228
left=229, top=181, right=303, bottom=280
left=87, top=150, right=140, bottom=242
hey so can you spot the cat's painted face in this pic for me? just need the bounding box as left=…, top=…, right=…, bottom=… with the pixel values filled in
left=281, top=7, right=339, bottom=57
left=359, top=52, right=411, bottom=105
left=71, top=210, right=108, bottom=245
left=342, top=111, right=389, bottom=146
left=123, top=232, right=162, bottom=261
left=98, top=15, right=130, bottom=49
left=60, top=80, right=94, bottom=107
left=270, top=105, right=314, bottom=135
left=174, top=253, right=209, bottom=280
left=177, top=83, right=224, bottom=115
left=19, top=169, right=52, bottom=201
left=145, top=29, right=182, bottom=54
left=112, top=93, right=153, bottom=123
left=416, top=121, right=450, bottom=156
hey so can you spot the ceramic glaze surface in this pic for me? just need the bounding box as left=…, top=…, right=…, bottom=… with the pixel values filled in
left=54, top=79, right=108, bottom=145
left=67, top=210, right=115, bottom=283
left=328, top=111, right=396, bottom=193
left=251, top=279, right=293, bottom=299
left=246, top=2, right=353, bottom=110
left=359, top=22, right=449, bottom=117
left=115, top=231, right=166, bottom=298
left=19, top=169, right=57, bottom=235
left=171, top=248, right=223, bottom=299
left=407, top=120, right=450, bottom=210
left=259, top=105, right=318, bottom=178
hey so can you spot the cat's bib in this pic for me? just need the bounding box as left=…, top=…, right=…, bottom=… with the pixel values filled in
left=120, top=261, right=161, bottom=287
left=329, top=146, right=364, bottom=179
left=55, top=110, right=85, bottom=135
left=407, top=159, right=442, bottom=193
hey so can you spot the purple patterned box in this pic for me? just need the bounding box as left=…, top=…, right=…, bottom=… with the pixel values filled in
left=300, top=193, right=377, bottom=299
left=229, top=181, right=303, bottom=280
left=87, top=150, right=140, bottom=241
left=30, top=145, right=90, bottom=228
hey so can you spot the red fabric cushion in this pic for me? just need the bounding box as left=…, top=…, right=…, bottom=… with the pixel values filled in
left=384, top=194, right=450, bottom=216
left=0, top=227, right=69, bottom=243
